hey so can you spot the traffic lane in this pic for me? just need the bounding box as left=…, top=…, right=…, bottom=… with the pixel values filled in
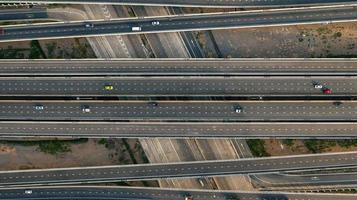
left=0, top=8, right=48, bottom=21
left=0, top=101, right=356, bottom=121
left=1, top=186, right=357, bottom=200
left=252, top=172, right=357, bottom=187
left=1, top=6, right=357, bottom=41
left=1, top=59, right=357, bottom=75
left=0, top=0, right=356, bottom=7
left=1, top=152, right=357, bottom=186
left=0, top=76, right=354, bottom=96
left=2, top=122, right=357, bottom=139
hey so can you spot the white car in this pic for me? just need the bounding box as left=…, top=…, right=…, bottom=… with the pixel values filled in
left=314, top=84, right=323, bottom=89
left=85, top=23, right=94, bottom=28
left=24, top=190, right=32, bottom=194
left=82, top=105, right=91, bottom=113
left=152, top=21, right=160, bottom=25
left=34, top=105, right=44, bottom=110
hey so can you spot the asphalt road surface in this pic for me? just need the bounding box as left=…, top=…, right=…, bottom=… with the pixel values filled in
left=0, top=0, right=356, bottom=7
left=0, top=8, right=48, bottom=22
left=1, top=121, right=357, bottom=139
left=0, top=59, right=356, bottom=76
left=0, top=100, right=355, bottom=121
left=1, top=186, right=357, bottom=200
left=1, top=6, right=357, bottom=42
left=1, top=152, right=357, bottom=186
left=0, top=76, right=355, bottom=96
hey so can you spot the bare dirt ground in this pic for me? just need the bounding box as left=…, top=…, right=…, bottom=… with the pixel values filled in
left=264, top=139, right=357, bottom=157
left=39, top=38, right=96, bottom=58
left=0, top=38, right=95, bottom=59
left=207, top=22, right=357, bottom=58
left=0, top=139, right=115, bottom=170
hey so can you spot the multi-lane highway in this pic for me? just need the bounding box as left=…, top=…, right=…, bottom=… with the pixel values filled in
left=1, top=121, right=357, bottom=139
left=1, top=0, right=357, bottom=8
left=1, top=6, right=357, bottom=42
left=2, top=186, right=357, bottom=200
left=0, top=58, right=356, bottom=76
left=1, top=152, right=357, bottom=186
left=0, top=100, right=355, bottom=121
left=0, top=8, right=48, bottom=22
left=0, top=76, right=356, bottom=96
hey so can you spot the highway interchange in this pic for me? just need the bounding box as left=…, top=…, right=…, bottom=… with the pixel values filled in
left=1, top=152, right=357, bottom=186
left=0, top=100, right=356, bottom=121
left=0, top=59, right=356, bottom=76
left=1, top=6, right=357, bottom=42
left=2, top=186, right=357, bottom=200
left=0, top=76, right=357, bottom=96
left=1, top=1, right=357, bottom=200
left=2, top=121, right=357, bottom=139
left=1, top=0, right=357, bottom=8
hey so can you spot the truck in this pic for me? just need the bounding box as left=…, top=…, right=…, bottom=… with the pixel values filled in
left=131, top=26, right=142, bottom=31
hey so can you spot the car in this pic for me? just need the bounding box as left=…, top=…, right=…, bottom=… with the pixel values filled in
left=333, top=101, right=342, bottom=106
left=85, top=23, right=94, bottom=28
left=24, top=190, right=32, bottom=194
left=104, top=84, right=114, bottom=91
left=152, top=21, right=160, bottom=25
left=234, top=105, right=243, bottom=113
left=34, top=104, right=44, bottom=110
left=148, top=102, right=158, bottom=107
left=184, top=194, right=193, bottom=200
left=323, top=88, right=332, bottom=94
left=314, top=84, right=323, bottom=89
left=0, top=28, right=4, bottom=35
left=82, top=105, right=91, bottom=113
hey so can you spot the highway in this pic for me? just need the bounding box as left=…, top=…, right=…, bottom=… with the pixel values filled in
left=1, top=152, right=357, bottom=186
left=1, top=186, right=357, bottom=200
left=0, top=8, right=48, bottom=22
left=0, top=59, right=356, bottom=76
left=1, top=6, right=357, bottom=42
left=0, top=100, right=356, bottom=121
left=1, top=0, right=357, bottom=8
left=1, top=121, right=357, bottom=139
left=0, top=76, right=356, bottom=96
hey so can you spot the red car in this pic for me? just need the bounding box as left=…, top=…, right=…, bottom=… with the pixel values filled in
left=0, top=28, right=4, bottom=35
left=323, top=88, right=332, bottom=94
left=185, top=195, right=193, bottom=200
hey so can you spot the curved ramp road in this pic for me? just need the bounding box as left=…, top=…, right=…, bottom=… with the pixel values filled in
left=1, top=6, right=357, bottom=42
left=0, top=101, right=357, bottom=121
left=1, top=186, right=357, bottom=200
left=0, top=0, right=356, bottom=7
left=0, top=76, right=356, bottom=96
left=0, top=59, right=356, bottom=76
left=1, top=152, right=357, bottom=186
left=1, top=122, right=357, bottom=139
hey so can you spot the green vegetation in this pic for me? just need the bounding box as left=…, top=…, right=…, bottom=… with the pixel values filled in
left=247, top=139, right=270, bottom=157
left=29, top=40, right=46, bottom=59
left=0, top=139, right=88, bottom=155
left=304, top=140, right=357, bottom=153
left=38, top=140, right=71, bottom=155
left=316, top=27, right=332, bottom=35
left=282, top=139, right=294, bottom=147
left=333, top=32, right=342, bottom=38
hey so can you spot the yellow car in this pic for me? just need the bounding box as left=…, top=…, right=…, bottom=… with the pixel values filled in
left=104, top=85, right=114, bottom=91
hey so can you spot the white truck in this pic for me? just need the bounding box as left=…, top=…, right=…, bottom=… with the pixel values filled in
left=131, top=26, right=142, bottom=31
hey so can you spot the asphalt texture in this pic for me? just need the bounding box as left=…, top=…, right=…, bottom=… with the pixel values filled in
left=0, top=0, right=356, bottom=7
left=0, top=121, right=357, bottom=139
left=1, top=6, right=357, bottom=42
left=1, top=186, right=357, bottom=200
left=0, top=101, right=355, bottom=121
left=1, top=152, right=357, bottom=186
left=0, top=59, right=356, bottom=76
